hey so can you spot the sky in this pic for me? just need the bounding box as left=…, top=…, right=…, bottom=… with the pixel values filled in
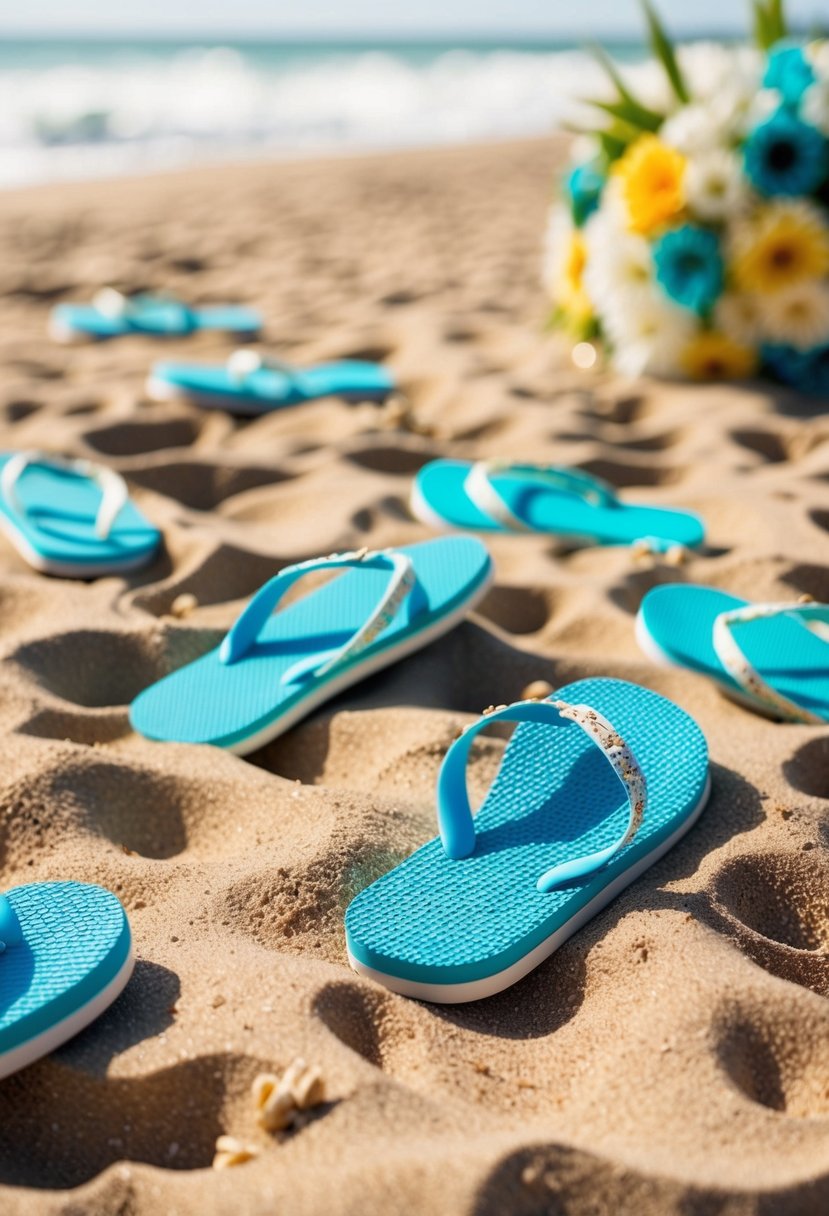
left=0, top=0, right=823, bottom=37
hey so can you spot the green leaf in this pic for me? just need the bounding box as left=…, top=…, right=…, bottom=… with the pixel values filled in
left=768, top=0, right=788, bottom=40
left=639, top=0, right=689, bottom=104
left=752, top=0, right=788, bottom=48
left=585, top=96, right=663, bottom=133
left=588, top=43, right=666, bottom=121
left=563, top=117, right=640, bottom=164
left=752, top=2, right=772, bottom=49
left=595, top=127, right=635, bottom=163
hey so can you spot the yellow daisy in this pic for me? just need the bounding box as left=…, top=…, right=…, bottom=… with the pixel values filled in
left=681, top=331, right=758, bottom=380
left=730, top=200, right=829, bottom=295
left=557, top=230, right=593, bottom=329
left=615, top=136, right=686, bottom=235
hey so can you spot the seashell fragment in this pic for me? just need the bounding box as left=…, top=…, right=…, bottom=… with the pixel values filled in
left=212, top=1135, right=260, bottom=1170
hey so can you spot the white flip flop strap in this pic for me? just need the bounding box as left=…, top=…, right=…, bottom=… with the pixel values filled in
left=227, top=350, right=298, bottom=386
left=463, top=461, right=616, bottom=533
left=712, top=601, right=828, bottom=725
left=0, top=451, right=129, bottom=540
left=92, top=287, right=132, bottom=320
left=437, top=697, right=647, bottom=892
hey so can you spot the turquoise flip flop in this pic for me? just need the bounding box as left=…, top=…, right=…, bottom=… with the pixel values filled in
left=130, top=537, right=493, bottom=754
left=637, top=584, right=829, bottom=724
left=50, top=288, right=261, bottom=343
left=346, top=677, right=710, bottom=1002
left=411, top=460, right=705, bottom=552
left=0, top=451, right=161, bottom=578
left=146, top=349, right=396, bottom=415
left=0, top=881, right=133, bottom=1079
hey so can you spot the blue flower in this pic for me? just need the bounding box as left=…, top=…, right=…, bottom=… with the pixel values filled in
left=763, top=42, right=815, bottom=107
left=653, top=225, right=724, bottom=315
left=566, top=162, right=605, bottom=227
left=763, top=341, right=829, bottom=394
left=744, top=108, right=828, bottom=197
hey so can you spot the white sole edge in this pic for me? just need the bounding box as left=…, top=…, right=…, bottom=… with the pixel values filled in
left=408, top=480, right=454, bottom=532
left=223, top=563, right=495, bottom=756
left=145, top=375, right=391, bottom=415
left=633, top=608, right=789, bottom=722
left=0, top=509, right=156, bottom=579
left=0, top=944, right=135, bottom=1079
left=347, top=772, right=712, bottom=1003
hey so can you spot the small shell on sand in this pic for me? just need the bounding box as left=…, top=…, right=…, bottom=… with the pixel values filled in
left=170, top=592, right=199, bottom=618
left=252, top=1073, right=295, bottom=1132
left=253, top=1059, right=326, bottom=1132
left=212, top=1136, right=260, bottom=1170
left=521, top=680, right=554, bottom=701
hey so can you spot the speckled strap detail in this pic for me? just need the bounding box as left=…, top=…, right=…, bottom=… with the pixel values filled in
left=437, top=696, right=647, bottom=892
left=712, top=601, right=829, bottom=725
left=0, top=895, right=22, bottom=955
left=463, top=461, right=617, bottom=533
left=219, top=548, right=428, bottom=684
left=0, top=450, right=129, bottom=541
left=227, top=350, right=297, bottom=384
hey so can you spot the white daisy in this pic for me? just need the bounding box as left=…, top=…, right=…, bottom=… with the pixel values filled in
left=601, top=285, right=697, bottom=379
left=805, top=39, right=829, bottom=82
left=685, top=148, right=748, bottom=223
left=760, top=280, right=829, bottom=349
left=738, top=87, right=783, bottom=137
left=661, top=103, right=722, bottom=155
left=679, top=43, right=737, bottom=101
left=802, top=80, right=829, bottom=137
left=583, top=197, right=652, bottom=302
left=714, top=292, right=765, bottom=349
left=625, top=58, right=676, bottom=115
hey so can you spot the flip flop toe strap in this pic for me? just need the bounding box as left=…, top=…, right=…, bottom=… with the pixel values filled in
left=713, top=601, right=829, bottom=724
left=219, top=548, right=429, bottom=685
left=227, top=350, right=298, bottom=387
left=462, top=461, right=617, bottom=532
left=0, top=895, right=22, bottom=954
left=437, top=697, right=647, bottom=892
left=0, top=451, right=129, bottom=540
left=93, top=288, right=196, bottom=335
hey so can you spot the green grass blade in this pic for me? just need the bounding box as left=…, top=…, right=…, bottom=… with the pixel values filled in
left=586, top=44, right=666, bottom=128
left=769, top=0, right=788, bottom=40
left=640, top=0, right=689, bottom=104
left=586, top=97, right=663, bottom=133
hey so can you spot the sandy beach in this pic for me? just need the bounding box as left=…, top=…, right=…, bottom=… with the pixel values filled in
left=0, top=135, right=828, bottom=1214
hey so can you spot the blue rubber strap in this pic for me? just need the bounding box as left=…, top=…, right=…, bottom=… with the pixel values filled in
left=124, top=294, right=196, bottom=334
left=462, top=461, right=617, bottom=532
left=219, top=548, right=429, bottom=685
left=0, top=895, right=22, bottom=954
left=437, top=698, right=647, bottom=892
left=93, top=290, right=197, bottom=335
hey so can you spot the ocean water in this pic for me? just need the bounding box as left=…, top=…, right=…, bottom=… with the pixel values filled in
left=0, top=36, right=653, bottom=187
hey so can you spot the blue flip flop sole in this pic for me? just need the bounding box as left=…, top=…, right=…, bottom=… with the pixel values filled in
left=0, top=454, right=160, bottom=578
left=345, top=677, right=710, bottom=1002
left=636, top=584, right=829, bottom=722
left=130, top=537, right=493, bottom=754
left=0, top=882, right=133, bottom=1079
left=147, top=360, right=396, bottom=415
left=411, top=459, right=705, bottom=549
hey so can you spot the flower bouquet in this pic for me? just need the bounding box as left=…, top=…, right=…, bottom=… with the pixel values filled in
left=545, top=0, right=829, bottom=390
